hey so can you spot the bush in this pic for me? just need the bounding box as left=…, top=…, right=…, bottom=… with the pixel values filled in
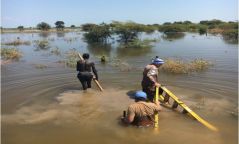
left=159, top=24, right=185, bottom=33
left=0, top=48, right=22, bottom=60
left=34, top=40, right=50, bottom=50
left=37, top=22, right=51, bottom=31
left=198, top=26, right=207, bottom=35
left=113, top=21, right=144, bottom=43
left=4, top=40, right=31, bottom=46
left=160, top=58, right=212, bottom=74
left=84, top=23, right=111, bottom=43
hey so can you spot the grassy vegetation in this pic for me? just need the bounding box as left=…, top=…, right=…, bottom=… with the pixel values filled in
left=0, top=48, right=22, bottom=60
left=33, top=64, right=48, bottom=69
left=50, top=47, right=61, bottom=56
left=64, top=49, right=79, bottom=68
left=34, top=40, right=50, bottom=50
left=4, top=40, right=31, bottom=46
left=160, top=58, right=213, bottom=74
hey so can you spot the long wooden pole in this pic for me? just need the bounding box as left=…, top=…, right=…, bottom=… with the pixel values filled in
left=78, top=53, right=104, bottom=91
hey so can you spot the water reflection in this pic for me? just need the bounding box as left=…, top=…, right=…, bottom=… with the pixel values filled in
left=86, top=42, right=112, bottom=57
left=57, top=32, right=65, bottom=38
left=162, top=32, right=185, bottom=41
left=38, top=32, right=51, bottom=38
left=117, top=46, right=152, bottom=57
left=222, top=36, right=238, bottom=44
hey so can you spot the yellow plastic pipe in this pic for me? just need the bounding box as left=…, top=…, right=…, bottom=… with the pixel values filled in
left=154, top=87, right=159, bottom=128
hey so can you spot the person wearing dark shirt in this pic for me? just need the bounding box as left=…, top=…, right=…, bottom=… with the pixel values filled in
left=76, top=53, right=98, bottom=90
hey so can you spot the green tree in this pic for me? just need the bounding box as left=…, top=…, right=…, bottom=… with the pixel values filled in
left=159, top=24, right=185, bottom=33
left=163, top=22, right=171, bottom=25
left=84, top=23, right=111, bottom=43
left=81, top=23, right=97, bottom=32
left=55, top=21, right=65, bottom=31
left=37, top=22, right=51, bottom=31
left=198, top=26, right=207, bottom=35
left=71, top=25, right=76, bottom=28
left=17, top=26, right=24, bottom=31
left=113, top=22, right=144, bottom=43
left=183, top=21, right=192, bottom=24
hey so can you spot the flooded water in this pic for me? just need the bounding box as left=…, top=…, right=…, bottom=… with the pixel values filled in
left=1, top=32, right=238, bottom=144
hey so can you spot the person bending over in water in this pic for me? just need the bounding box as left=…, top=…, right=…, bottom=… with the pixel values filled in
left=121, top=91, right=161, bottom=127
left=76, top=53, right=98, bottom=90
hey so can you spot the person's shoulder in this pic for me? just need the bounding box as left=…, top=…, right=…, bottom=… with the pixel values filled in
left=128, top=103, right=138, bottom=109
left=77, top=60, right=84, bottom=63
left=141, top=101, right=157, bottom=107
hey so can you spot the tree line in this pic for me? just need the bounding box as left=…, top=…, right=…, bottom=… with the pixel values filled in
left=15, top=19, right=238, bottom=43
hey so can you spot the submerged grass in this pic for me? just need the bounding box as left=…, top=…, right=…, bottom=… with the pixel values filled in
left=0, top=48, right=22, bottom=60
left=33, top=64, right=48, bottom=69
left=160, top=58, right=213, bottom=74
left=50, top=47, right=61, bottom=56
left=59, top=48, right=80, bottom=68
left=4, top=40, right=31, bottom=46
left=34, top=40, right=50, bottom=50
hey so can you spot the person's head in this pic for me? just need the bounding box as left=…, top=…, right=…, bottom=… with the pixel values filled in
left=152, top=57, right=164, bottom=67
left=83, top=53, right=90, bottom=60
left=134, top=91, right=147, bottom=102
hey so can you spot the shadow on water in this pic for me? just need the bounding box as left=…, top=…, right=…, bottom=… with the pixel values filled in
left=162, top=32, right=185, bottom=41
left=126, top=90, right=138, bottom=99
left=86, top=42, right=112, bottom=57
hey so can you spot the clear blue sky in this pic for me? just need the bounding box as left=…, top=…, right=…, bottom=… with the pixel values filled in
left=1, top=0, right=238, bottom=28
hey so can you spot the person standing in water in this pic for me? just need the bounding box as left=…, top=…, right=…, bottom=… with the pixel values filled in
left=141, top=56, right=164, bottom=102
left=76, top=53, right=98, bottom=90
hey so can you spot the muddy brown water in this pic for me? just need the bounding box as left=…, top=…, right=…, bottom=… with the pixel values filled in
left=1, top=32, right=238, bottom=144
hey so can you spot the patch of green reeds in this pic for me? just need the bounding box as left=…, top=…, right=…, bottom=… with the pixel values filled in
left=0, top=48, right=22, bottom=60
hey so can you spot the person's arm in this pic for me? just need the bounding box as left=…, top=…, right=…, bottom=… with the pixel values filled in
left=148, top=75, right=161, bottom=87
left=154, top=101, right=162, bottom=112
left=91, top=63, right=98, bottom=80
left=121, top=107, right=135, bottom=125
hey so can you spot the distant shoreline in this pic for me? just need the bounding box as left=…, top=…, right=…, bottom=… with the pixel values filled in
left=1, top=28, right=80, bottom=34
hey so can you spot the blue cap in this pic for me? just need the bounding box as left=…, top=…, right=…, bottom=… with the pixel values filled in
left=135, top=91, right=147, bottom=99
left=153, top=58, right=164, bottom=65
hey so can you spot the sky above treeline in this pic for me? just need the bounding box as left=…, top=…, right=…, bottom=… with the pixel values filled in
left=1, top=0, right=238, bottom=28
